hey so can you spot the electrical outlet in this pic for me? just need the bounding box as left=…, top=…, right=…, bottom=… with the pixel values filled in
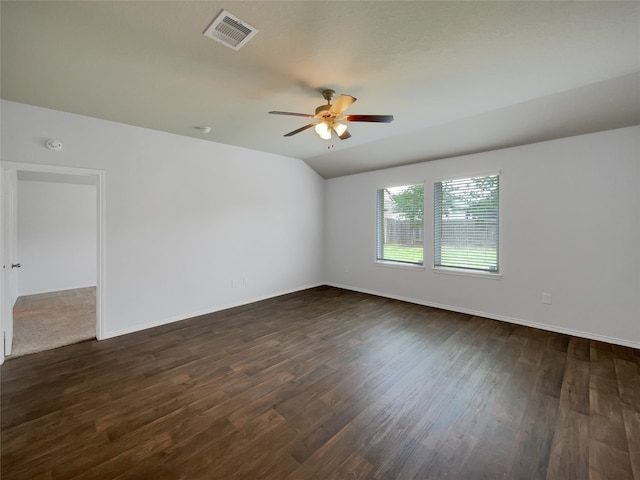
left=542, top=293, right=552, bottom=305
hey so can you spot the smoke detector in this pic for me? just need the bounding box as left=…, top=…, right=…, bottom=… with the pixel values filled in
left=203, top=10, right=258, bottom=51
left=45, top=139, right=63, bottom=151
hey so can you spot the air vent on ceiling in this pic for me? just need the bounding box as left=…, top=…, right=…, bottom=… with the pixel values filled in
left=203, top=10, right=258, bottom=51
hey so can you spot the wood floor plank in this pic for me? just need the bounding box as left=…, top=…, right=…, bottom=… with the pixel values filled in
left=559, top=355, right=590, bottom=415
left=589, top=439, right=635, bottom=480
left=623, top=408, right=640, bottom=480
left=506, top=392, right=558, bottom=479
left=2, top=286, right=639, bottom=479
left=547, top=409, right=590, bottom=480
left=616, top=358, right=640, bottom=413
left=536, top=346, right=567, bottom=398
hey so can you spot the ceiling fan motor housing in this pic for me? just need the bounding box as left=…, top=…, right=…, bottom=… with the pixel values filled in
left=316, top=90, right=336, bottom=117
left=315, top=104, right=333, bottom=116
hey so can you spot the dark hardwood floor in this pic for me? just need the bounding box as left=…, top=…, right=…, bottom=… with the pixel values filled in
left=2, top=286, right=639, bottom=479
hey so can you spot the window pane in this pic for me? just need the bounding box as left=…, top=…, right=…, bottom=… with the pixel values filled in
left=377, top=184, right=424, bottom=265
left=434, top=175, right=499, bottom=272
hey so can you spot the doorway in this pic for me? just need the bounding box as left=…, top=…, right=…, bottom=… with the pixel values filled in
left=1, top=162, right=105, bottom=362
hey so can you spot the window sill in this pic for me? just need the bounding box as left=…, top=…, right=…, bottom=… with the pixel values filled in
left=375, top=261, right=425, bottom=271
left=431, top=267, right=502, bottom=279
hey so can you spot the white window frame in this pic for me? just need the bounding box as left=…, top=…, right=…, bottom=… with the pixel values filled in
left=432, top=172, right=502, bottom=279
left=375, top=183, right=425, bottom=269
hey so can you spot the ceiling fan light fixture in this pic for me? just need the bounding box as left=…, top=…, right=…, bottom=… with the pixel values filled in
left=332, top=122, right=348, bottom=136
left=269, top=89, right=393, bottom=139
left=315, top=122, right=332, bottom=140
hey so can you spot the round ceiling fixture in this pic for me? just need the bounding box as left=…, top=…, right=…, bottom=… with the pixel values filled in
left=45, top=139, right=63, bottom=151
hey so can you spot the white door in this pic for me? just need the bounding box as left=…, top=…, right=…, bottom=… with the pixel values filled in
left=2, top=168, right=19, bottom=356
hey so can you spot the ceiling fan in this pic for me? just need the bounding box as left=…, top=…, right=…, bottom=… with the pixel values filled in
left=269, top=89, right=393, bottom=140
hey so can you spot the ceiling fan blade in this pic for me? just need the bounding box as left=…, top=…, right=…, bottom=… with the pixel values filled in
left=344, top=114, right=394, bottom=123
left=333, top=125, right=351, bottom=140
left=269, top=111, right=315, bottom=118
left=329, top=95, right=357, bottom=115
left=283, top=123, right=316, bottom=137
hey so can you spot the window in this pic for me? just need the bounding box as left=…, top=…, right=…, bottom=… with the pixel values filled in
left=434, top=174, right=499, bottom=272
left=376, top=184, right=424, bottom=265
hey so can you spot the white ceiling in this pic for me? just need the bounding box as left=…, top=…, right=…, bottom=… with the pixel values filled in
left=2, top=1, right=639, bottom=178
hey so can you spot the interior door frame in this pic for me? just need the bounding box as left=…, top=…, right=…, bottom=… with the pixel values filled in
left=1, top=161, right=106, bottom=362
left=1, top=168, right=18, bottom=358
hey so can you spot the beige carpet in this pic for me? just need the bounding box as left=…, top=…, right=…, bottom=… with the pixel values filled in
left=10, top=287, right=96, bottom=358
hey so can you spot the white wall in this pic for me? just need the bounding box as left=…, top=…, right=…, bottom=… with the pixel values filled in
left=17, top=179, right=97, bottom=295
left=1, top=100, right=325, bottom=338
left=325, top=126, right=640, bottom=348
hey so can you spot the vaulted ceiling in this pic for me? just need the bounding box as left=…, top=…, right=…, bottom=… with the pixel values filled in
left=2, top=1, right=639, bottom=178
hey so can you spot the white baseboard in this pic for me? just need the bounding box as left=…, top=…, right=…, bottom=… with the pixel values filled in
left=325, top=282, right=640, bottom=350
left=103, top=282, right=324, bottom=340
